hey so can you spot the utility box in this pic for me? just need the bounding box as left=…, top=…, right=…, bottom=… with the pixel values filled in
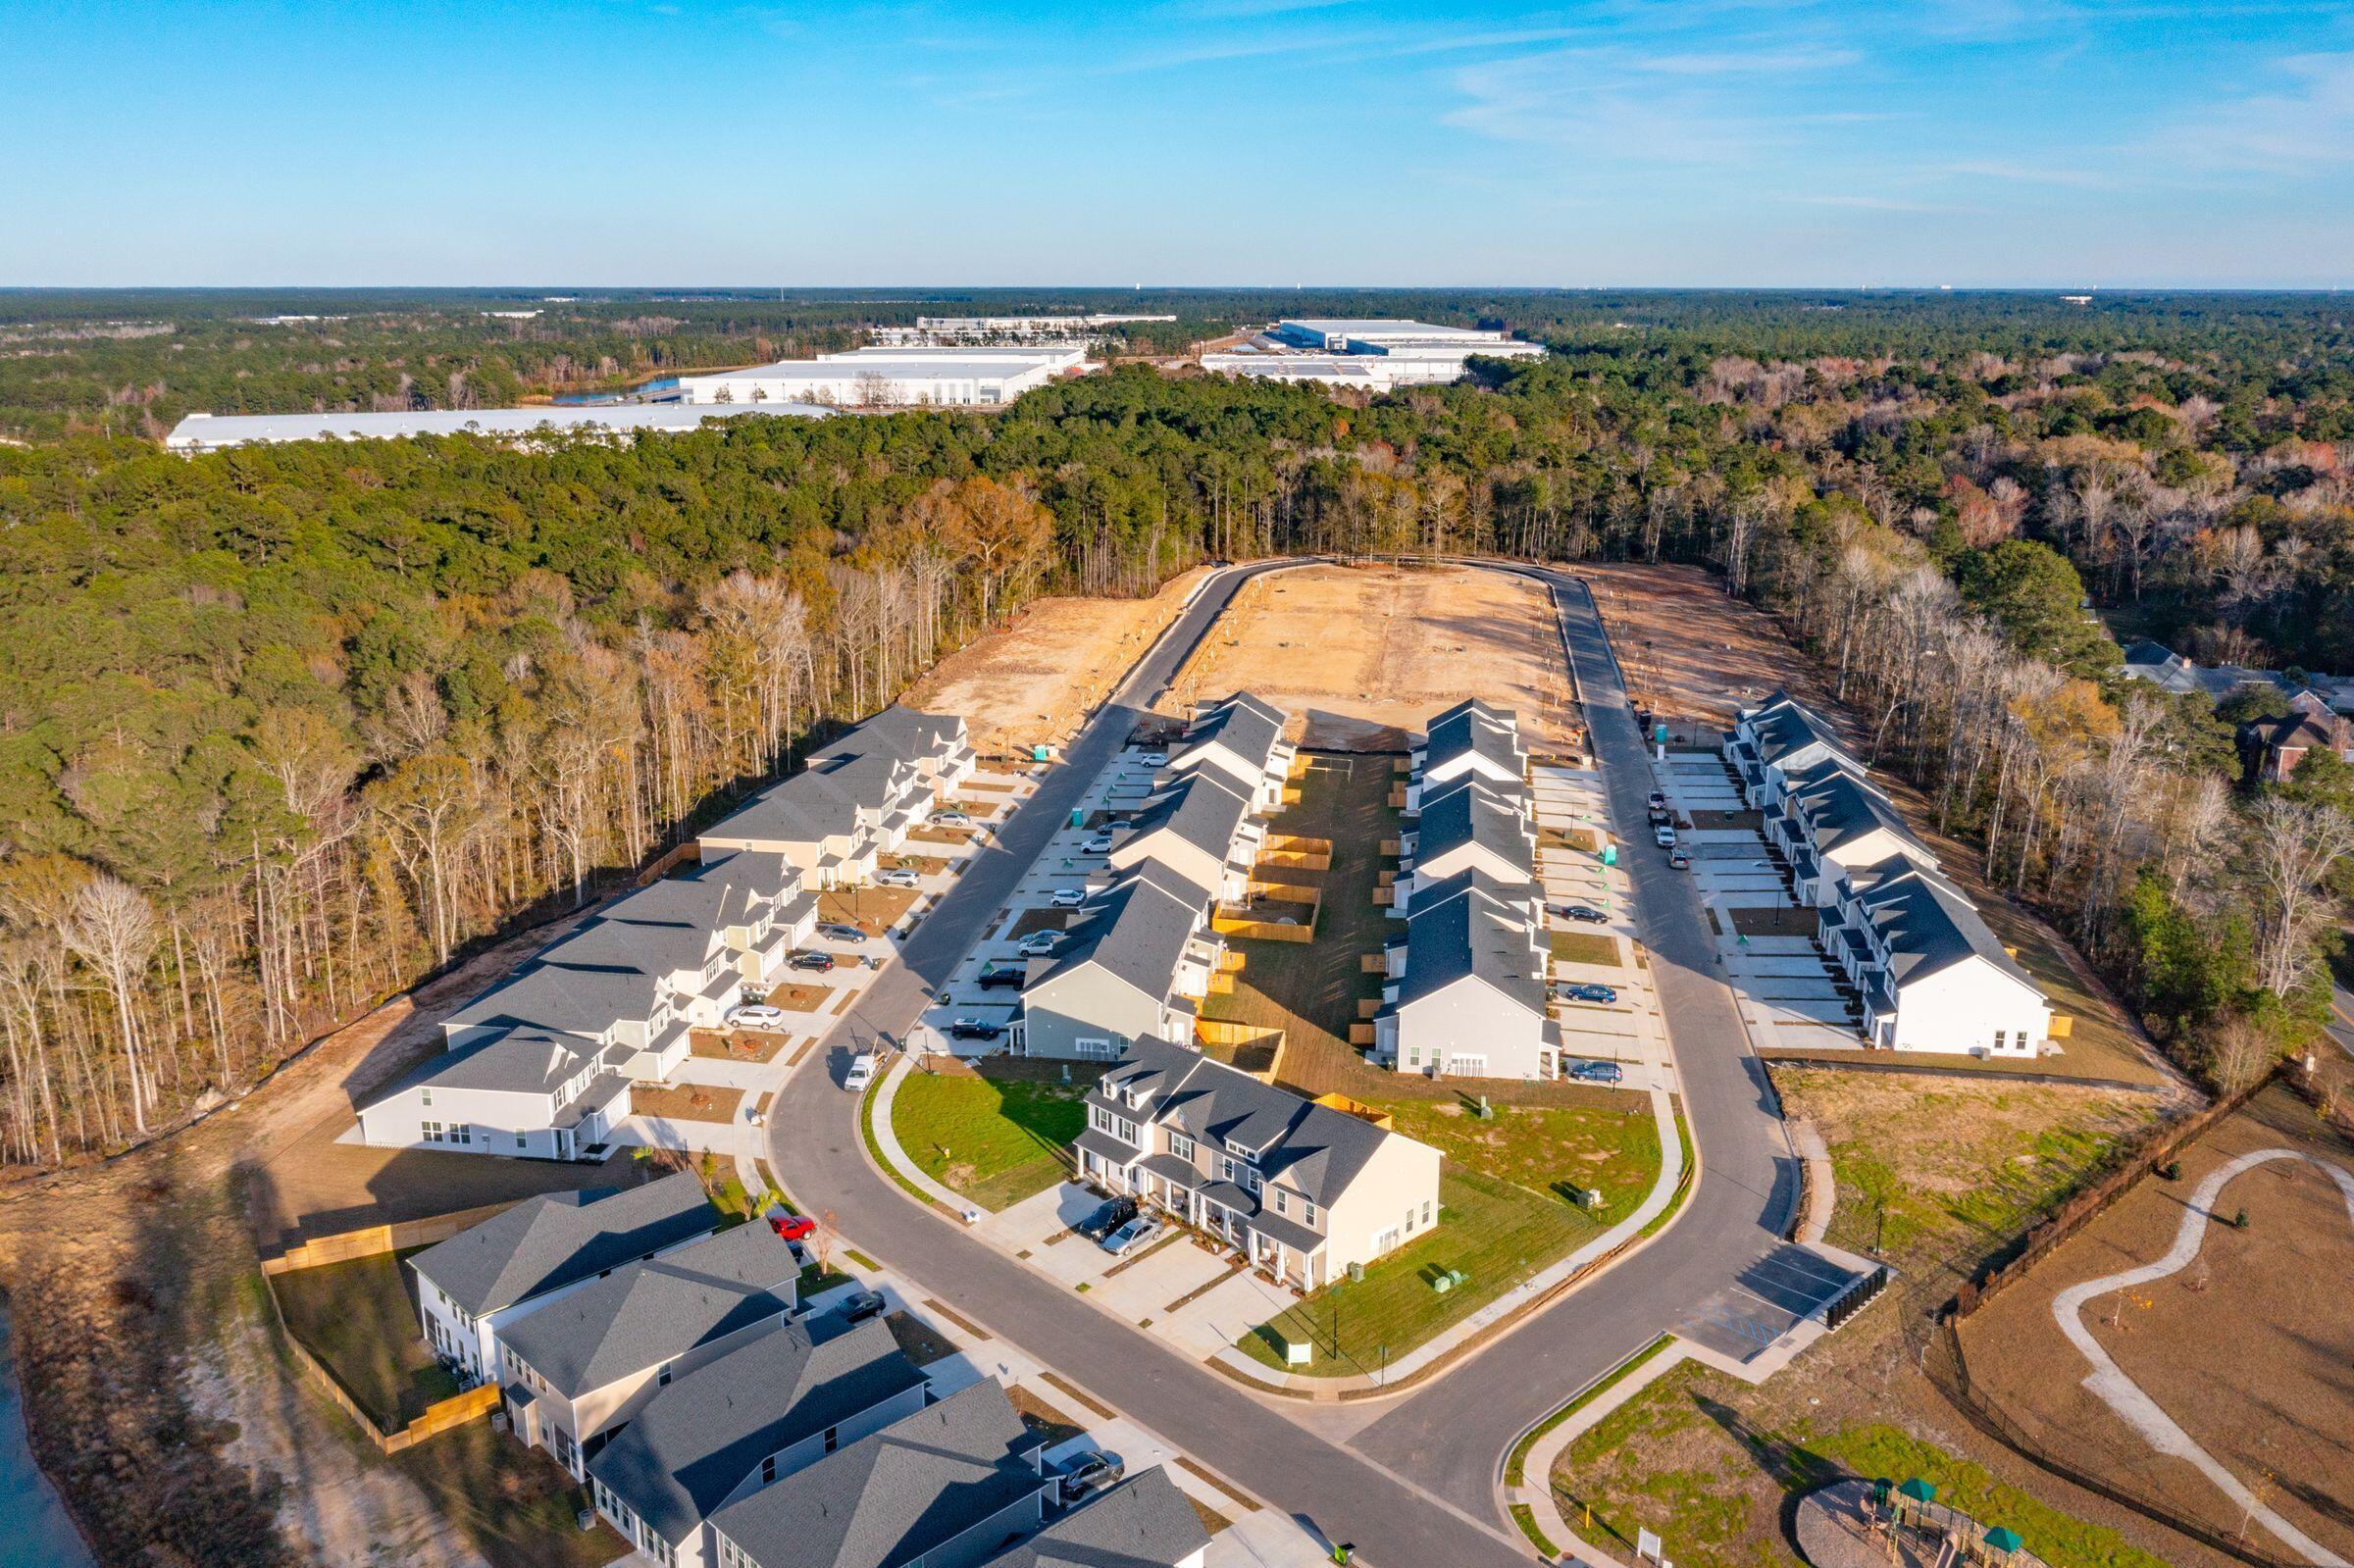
left=1285, top=1340, right=1312, bottom=1366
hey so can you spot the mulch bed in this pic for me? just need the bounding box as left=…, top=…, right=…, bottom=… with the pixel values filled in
left=628, top=1083, right=743, bottom=1124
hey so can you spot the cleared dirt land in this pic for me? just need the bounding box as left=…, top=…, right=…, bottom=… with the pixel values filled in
left=902, top=566, right=1209, bottom=754
left=1958, top=1085, right=2354, bottom=1561
left=1165, top=562, right=1578, bottom=749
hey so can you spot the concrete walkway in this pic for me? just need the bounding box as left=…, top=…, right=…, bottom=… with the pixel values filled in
left=1207, top=1084, right=1688, bottom=1396
left=2052, top=1148, right=2354, bottom=1568
left=867, top=1055, right=985, bottom=1223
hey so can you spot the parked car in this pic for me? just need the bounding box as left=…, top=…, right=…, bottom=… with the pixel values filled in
left=1669, top=847, right=1692, bottom=870
left=1049, top=887, right=1090, bottom=908
left=1568, top=1060, right=1626, bottom=1086
left=876, top=867, right=921, bottom=888
left=978, top=966, right=1024, bottom=990
left=819, top=922, right=870, bottom=943
left=1647, top=806, right=1671, bottom=827
left=930, top=809, right=972, bottom=827
left=947, top=1018, right=1004, bottom=1042
left=840, top=1290, right=889, bottom=1324
left=1653, top=825, right=1678, bottom=848
left=789, top=949, right=837, bottom=973
left=1560, top=983, right=1618, bottom=1004
left=1016, top=932, right=1061, bottom=957
left=1647, top=789, right=1668, bottom=810
left=768, top=1213, right=816, bottom=1243
left=1099, top=1215, right=1163, bottom=1257
left=1059, top=1451, right=1125, bottom=1501
left=1079, top=1194, right=1138, bottom=1239
left=1134, top=750, right=1167, bottom=767
left=725, top=1002, right=788, bottom=1030
left=1081, top=832, right=1116, bottom=853
left=1558, top=903, right=1609, bottom=924
left=843, top=1052, right=879, bottom=1093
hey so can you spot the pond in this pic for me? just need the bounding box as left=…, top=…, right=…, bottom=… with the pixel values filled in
left=0, top=1304, right=94, bottom=1568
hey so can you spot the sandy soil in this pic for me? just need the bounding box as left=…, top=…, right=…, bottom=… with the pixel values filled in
left=1580, top=561, right=2175, bottom=1090
left=903, top=567, right=1209, bottom=755
left=1959, top=1086, right=2354, bottom=1558
left=1165, top=562, right=1578, bottom=749
left=0, top=907, right=622, bottom=1568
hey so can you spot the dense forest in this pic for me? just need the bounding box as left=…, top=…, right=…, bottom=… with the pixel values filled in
left=2, top=290, right=2350, bottom=1171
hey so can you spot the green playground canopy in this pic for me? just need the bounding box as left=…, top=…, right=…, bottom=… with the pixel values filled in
left=1898, top=1478, right=1937, bottom=1503
left=1984, top=1526, right=2024, bottom=1552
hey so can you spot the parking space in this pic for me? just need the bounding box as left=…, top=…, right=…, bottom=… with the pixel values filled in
left=1675, top=1242, right=1866, bottom=1364
left=1528, top=758, right=1673, bottom=1088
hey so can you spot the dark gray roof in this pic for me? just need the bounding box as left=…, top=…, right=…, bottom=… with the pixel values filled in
left=407, top=1173, right=715, bottom=1318
left=1858, top=868, right=2041, bottom=994
left=495, top=1225, right=797, bottom=1398
left=1031, top=864, right=1206, bottom=1001
left=1746, top=691, right=1853, bottom=769
left=1397, top=868, right=1547, bottom=1014
left=1419, top=700, right=1522, bottom=779
left=1783, top=763, right=1926, bottom=860
left=710, top=1379, right=1044, bottom=1568
left=705, top=737, right=920, bottom=846
left=974, top=1468, right=1211, bottom=1568
left=1180, top=692, right=1288, bottom=776
left=813, top=706, right=968, bottom=771
left=588, top=1316, right=927, bottom=1543
left=1091, top=1036, right=1398, bottom=1207
left=1124, top=771, right=1253, bottom=862
left=1412, top=776, right=1531, bottom=879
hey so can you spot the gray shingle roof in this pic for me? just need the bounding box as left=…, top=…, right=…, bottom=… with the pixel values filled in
left=1180, top=692, right=1288, bottom=777
left=1397, top=868, right=1547, bottom=1014
left=1123, top=771, right=1253, bottom=863
left=1782, top=762, right=1927, bottom=861
left=973, top=1467, right=1211, bottom=1568
left=495, top=1224, right=797, bottom=1399
left=1031, top=864, right=1207, bottom=1002
left=1420, top=701, right=1522, bottom=780
left=1857, top=868, right=2040, bottom=994
left=814, top=706, right=968, bottom=772
left=1091, top=1036, right=1401, bottom=1208
left=1746, top=691, right=1854, bottom=769
left=1412, top=776, right=1532, bottom=879
left=587, top=1316, right=927, bottom=1543
left=408, top=1172, right=715, bottom=1318
left=710, top=1379, right=1044, bottom=1568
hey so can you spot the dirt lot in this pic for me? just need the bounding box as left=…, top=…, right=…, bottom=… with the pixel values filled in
left=630, top=1083, right=744, bottom=1124
left=902, top=566, right=1208, bottom=754
left=1958, top=1085, right=2354, bottom=1559
left=1165, top=562, right=1578, bottom=749
left=1551, top=1066, right=2203, bottom=1568
left=1582, top=562, right=2172, bottom=1090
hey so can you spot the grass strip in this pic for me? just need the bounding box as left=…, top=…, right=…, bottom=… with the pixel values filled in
left=1637, top=1104, right=1695, bottom=1241
left=1510, top=1503, right=1559, bottom=1557
left=1506, top=1333, right=1674, bottom=1485
left=859, top=1068, right=936, bottom=1207
left=844, top=1247, right=880, bottom=1271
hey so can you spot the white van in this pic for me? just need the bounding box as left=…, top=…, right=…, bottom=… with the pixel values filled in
left=843, top=1052, right=879, bottom=1093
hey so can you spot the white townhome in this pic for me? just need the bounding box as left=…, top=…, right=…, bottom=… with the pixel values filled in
left=353, top=851, right=815, bottom=1158
left=1103, top=769, right=1263, bottom=903
left=1164, top=690, right=1297, bottom=811
left=495, top=1224, right=799, bottom=1480
left=1018, top=863, right=1224, bottom=1060
left=1394, top=774, right=1534, bottom=900
left=1764, top=756, right=1937, bottom=907
left=587, top=1315, right=933, bottom=1568
left=1405, top=698, right=1527, bottom=809
left=1723, top=690, right=1861, bottom=808
left=1073, top=1036, right=1443, bottom=1292
left=1375, top=868, right=1557, bottom=1081
left=698, top=707, right=975, bottom=888
left=406, top=1173, right=718, bottom=1384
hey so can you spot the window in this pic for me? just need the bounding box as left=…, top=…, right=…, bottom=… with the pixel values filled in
left=1405, top=1205, right=1415, bottom=1236
left=1303, top=1198, right=1316, bottom=1226
left=1219, top=1157, right=1238, bottom=1184
left=1168, top=1134, right=1195, bottom=1162
left=1992, top=1031, right=2008, bottom=1052
left=1272, top=1189, right=1288, bottom=1217
left=1422, top=1200, right=1433, bottom=1227
left=516, top=1134, right=529, bottom=1150
left=1113, top=1115, right=1139, bottom=1144
left=423, top=1121, right=443, bottom=1142
left=760, top=1454, right=777, bottom=1485
left=420, top=1089, right=433, bottom=1107
left=823, top=1425, right=841, bottom=1454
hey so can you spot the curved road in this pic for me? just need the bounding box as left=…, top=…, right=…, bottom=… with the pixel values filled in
left=767, top=559, right=1795, bottom=1563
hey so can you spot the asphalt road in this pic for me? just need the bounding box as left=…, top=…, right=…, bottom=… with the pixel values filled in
left=767, top=559, right=1795, bottom=1564
left=2328, top=983, right=2353, bottom=1061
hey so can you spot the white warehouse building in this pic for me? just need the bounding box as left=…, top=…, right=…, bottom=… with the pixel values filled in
left=1203, top=320, right=1545, bottom=391
left=673, top=345, right=1081, bottom=409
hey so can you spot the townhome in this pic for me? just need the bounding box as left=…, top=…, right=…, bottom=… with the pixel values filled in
left=1406, top=697, right=1526, bottom=810
left=824, top=705, right=979, bottom=799
left=698, top=705, right=973, bottom=886
left=1165, top=691, right=1296, bottom=810
left=496, top=1224, right=800, bottom=1480
left=1822, top=863, right=2052, bottom=1056
left=407, top=1173, right=717, bottom=1383
left=1396, top=774, right=1535, bottom=899
left=1103, top=770, right=1262, bottom=902
left=1724, top=690, right=1862, bottom=807
left=353, top=851, right=812, bottom=1157
left=588, top=1316, right=932, bottom=1568
left=1073, top=1036, right=1443, bottom=1291
left=1018, top=863, right=1223, bottom=1060
left=706, top=1380, right=1049, bottom=1568
left=1374, top=868, right=1557, bottom=1081
left=973, top=1468, right=1211, bottom=1568
left=1764, top=756, right=1937, bottom=906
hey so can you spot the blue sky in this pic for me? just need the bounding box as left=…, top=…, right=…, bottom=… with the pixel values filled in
left=5, top=0, right=2350, bottom=286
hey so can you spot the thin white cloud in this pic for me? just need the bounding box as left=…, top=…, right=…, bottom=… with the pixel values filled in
left=2152, top=51, right=2354, bottom=173
left=1946, top=160, right=2110, bottom=187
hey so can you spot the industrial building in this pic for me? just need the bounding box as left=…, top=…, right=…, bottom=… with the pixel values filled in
left=672, top=345, right=1080, bottom=409
left=1201, top=319, right=1544, bottom=390
left=165, top=401, right=831, bottom=453
left=872, top=313, right=1173, bottom=344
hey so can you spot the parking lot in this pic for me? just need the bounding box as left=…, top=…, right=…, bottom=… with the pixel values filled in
left=1529, top=758, right=1673, bottom=1089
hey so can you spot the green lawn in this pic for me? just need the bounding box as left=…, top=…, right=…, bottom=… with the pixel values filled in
left=1383, top=1094, right=1660, bottom=1216
left=1237, top=1167, right=1588, bottom=1377
left=271, top=1249, right=460, bottom=1429
left=1555, top=1362, right=2170, bottom=1568
left=391, top=1418, right=629, bottom=1568
left=1548, top=930, right=1621, bottom=967
left=890, top=1071, right=1087, bottom=1211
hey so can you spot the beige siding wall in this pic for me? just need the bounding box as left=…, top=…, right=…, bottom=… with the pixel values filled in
left=1320, top=1135, right=1443, bottom=1275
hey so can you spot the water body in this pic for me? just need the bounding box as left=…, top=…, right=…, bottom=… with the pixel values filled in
left=0, top=1305, right=94, bottom=1568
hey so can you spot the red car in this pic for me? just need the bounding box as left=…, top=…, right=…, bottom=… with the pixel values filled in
left=769, top=1213, right=816, bottom=1243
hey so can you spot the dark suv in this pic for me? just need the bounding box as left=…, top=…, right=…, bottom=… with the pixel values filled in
left=978, top=966, right=1024, bottom=990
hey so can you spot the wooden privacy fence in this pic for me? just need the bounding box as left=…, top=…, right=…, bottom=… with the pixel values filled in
left=1193, top=1021, right=1286, bottom=1082
left=261, top=1200, right=516, bottom=1276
